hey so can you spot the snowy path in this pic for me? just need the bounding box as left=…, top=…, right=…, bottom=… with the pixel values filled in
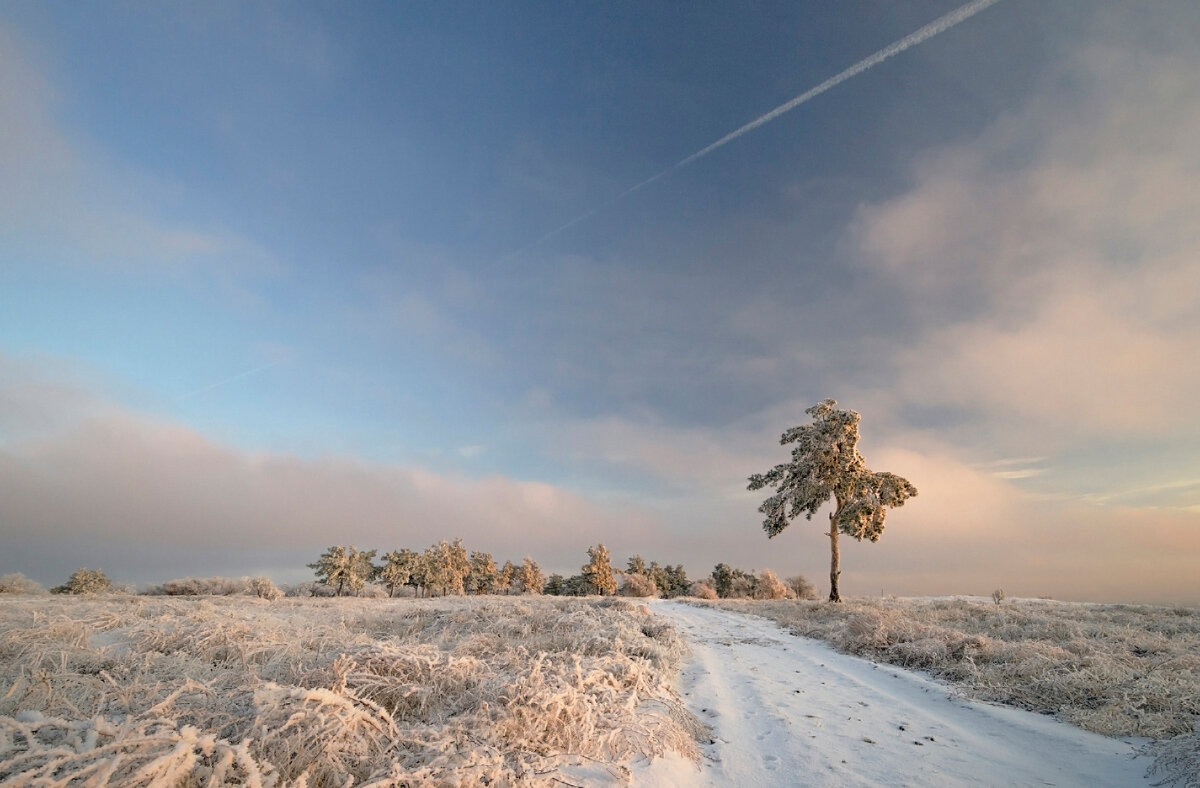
left=647, top=601, right=1152, bottom=787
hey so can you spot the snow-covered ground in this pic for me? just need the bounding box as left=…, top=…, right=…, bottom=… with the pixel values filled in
left=638, top=601, right=1153, bottom=787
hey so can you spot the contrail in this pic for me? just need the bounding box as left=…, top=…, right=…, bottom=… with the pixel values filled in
left=176, top=360, right=283, bottom=401
left=498, top=0, right=1003, bottom=264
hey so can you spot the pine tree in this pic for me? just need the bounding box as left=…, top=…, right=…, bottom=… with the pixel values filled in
left=497, top=560, right=517, bottom=595
left=467, top=551, right=498, bottom=595
left=543, top=573, right=565, bottom=595
left=711, top=563, right=735, bottom=599
left=749, top=399, right=917, bottom=601
left=518, top=557, right=545, bottom=595
left=379, top=549, right=420, bottom=597
left=423, top=540, right=469, bottom=596
left=308, top=546, right=376, bottom=597
left=582, top=544, right=617, bottom=596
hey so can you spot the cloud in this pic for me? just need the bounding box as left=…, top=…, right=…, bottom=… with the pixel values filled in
left=0, top=23, right=276, bottom=275
left=852, top=24, right=1200, bottom=451
left=0, top=408, right=666, bottom=588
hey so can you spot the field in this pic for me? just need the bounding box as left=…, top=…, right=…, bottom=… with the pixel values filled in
left=3, top=593, right=1199, bottom=787
left=0, top=595, right=703, bottom=787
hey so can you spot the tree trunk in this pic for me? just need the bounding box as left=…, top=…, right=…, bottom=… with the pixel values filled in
left=828, top=509, right=842, bottom=602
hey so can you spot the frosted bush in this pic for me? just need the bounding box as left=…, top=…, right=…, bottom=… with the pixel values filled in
left=785, top=574, right=818, bottom=600
left=0, top=573, right=44, bottom=595
left=754, top=569, right=790, bottom=600
left=151, top=576, right=249, bottom=596
left=688, top=580, right=718, bottom=600
left=50, top=568, right=112, bottom=595
left=0, top=594, right=703, bottom=785
left=620, top=573, right=658, bottom=598
left=249, top=576, right=283, bottom=600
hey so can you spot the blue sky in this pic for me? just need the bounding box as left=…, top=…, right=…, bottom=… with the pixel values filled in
left=2, top=1, right=1198, bottom=602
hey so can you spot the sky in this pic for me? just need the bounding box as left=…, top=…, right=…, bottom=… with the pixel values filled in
left=2, top=1, right=1198, bottom=604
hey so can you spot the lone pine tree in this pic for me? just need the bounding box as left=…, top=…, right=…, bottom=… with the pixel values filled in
left=748, top=399, right=917, bottom=602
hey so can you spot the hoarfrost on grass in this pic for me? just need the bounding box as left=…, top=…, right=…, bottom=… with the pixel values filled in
left=0, top=594, right=704, bottom=786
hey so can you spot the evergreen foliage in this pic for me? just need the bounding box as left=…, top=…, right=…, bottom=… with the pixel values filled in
left=581, top=544, right=617, bottom=596
left=308, top=546, right=378, bottom=597
left=749, top=399, right=917, bottom=601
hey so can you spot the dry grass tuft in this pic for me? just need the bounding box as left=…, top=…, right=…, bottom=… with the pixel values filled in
left=1, top=595, right=702, bottom=786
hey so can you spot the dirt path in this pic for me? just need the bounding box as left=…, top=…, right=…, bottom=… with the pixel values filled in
left=650, top=601, right=1152, bottom=787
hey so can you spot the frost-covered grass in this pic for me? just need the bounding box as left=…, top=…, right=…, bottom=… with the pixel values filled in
left=0, top=595, right=703, bottom=786
left=703, top=596, right=1200, bottom=742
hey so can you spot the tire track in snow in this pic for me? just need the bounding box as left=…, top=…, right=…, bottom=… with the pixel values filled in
left=652, top=601, right=1153, bottom=787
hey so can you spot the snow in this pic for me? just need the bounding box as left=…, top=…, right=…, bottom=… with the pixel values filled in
left=636, top=600, right=1153, bottom=787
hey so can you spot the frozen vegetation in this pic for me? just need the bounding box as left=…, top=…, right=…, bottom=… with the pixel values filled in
left=0, top=595, right=703, bottom=786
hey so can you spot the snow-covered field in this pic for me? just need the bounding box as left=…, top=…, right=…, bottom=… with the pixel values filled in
left=2, top=594, right=1196, bottom=786
left=0, top=595, right=701, bottom=786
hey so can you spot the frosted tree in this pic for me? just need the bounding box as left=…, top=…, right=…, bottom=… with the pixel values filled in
left=710, top=563, right=735, bottom=598
left=625, top=555, right=648, bottom=576
left=308, top=546, right=377, bottom=597
left=422, top=540, right=469, bottom=596
left=517, top=557, right=545, bottom=595
left=467, top=551, right=498, bottom=595
left=379, top=549, right=420, bottom=597
left=496, top=560, right=517, bottom=595
left=447, top=538, right=471, bottom=593
left=748, top=399, right=917, bottom=602
left=582, top=544, right=617, bottom=596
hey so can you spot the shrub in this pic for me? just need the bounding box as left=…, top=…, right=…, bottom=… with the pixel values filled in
left=51, top=568, right=112, bottom=595
left=0, top=573, right=44, bottom=595
left=619, top=573, right=658, bottom=598
left=249, top=577, right=283, bottom=600
left=754, top=569, right=790, bottom=600
left=688, top=580, right=718, bottom=600
left=151, top=577, right=249, bottom=596
left=785, top=574, right=818, bottom=600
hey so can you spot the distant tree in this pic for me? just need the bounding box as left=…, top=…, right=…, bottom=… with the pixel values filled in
left=51, top=568, right=112, bottom=595
left=581, top=544, right=617, bottom=596
left=660, top=564, right=690, bottom=599
left=644, top=562, right=690, bottom=599
left=748, top=399, right=917, bottom=602
left=308, top=546, right=377, bottom=597
left=785, top=574, right=818, bottom=600
left=711, top=564, right=735, bottom=599
left=518, top=557, right=545, bottom=595
left=562, top=574, right=591, bottom=596
left=543, top=573, right=565, bottom=596
left=626, top=555, right=648, bottom=576
left=447, top=538, right=471, bottom=594
left=497, top=560, right=517, bottom=595
left=423, top=539, right=469, bottom=596
left=467, top=551, right=498, bottom=595
left=729, top=569, right=759, bottom=599
left=379, top=549, right=420, bottom=597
